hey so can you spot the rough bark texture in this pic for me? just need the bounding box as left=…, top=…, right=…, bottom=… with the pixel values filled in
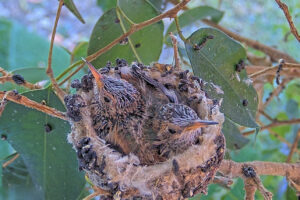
left=66, top=61, right=225, bottom=199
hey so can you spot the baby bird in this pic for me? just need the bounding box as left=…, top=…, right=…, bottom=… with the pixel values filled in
left=151, top=103, right=218, bottom=159
left=79, top=59, right=218, bottom=165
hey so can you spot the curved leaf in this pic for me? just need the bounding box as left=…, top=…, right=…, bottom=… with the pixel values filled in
left=64, top=0, right=85, bottom=23
left=0, top=19, right=70, bottom=74
left=166, top=6, right=224, bottom=36
left=0, top=156, right=41, bottom=200
left=88, top=0, right=164, bottom=68
left=222, top=119, right=249, bottom=150
left=12, top=68, right=49, bottom=83
left=0, top=88, right=85, bottom=199
left=97, top=0, right=117, bottom=12
left=185, top=28, right=258, bottom=127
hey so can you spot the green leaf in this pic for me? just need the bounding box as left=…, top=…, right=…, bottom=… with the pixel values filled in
left=0, top=88, right=85, bottom=199
left=0, top=141, right=15, bottom=161
left=0, top=155, right=41, bottom=200
left=0, top=67, right=49, bottom=94
left=88, top=0, right=164, bottom=68
left=72, top=41, right=89, bottom=63
left=185, top=28, right=258, bottom=127
left=0, top=19, right=70, bottom=74
left=64, top=0, right=85, bottom=23
left=97, top=0, right=117, bottom=12
left=286, top=186, right=297, bottom=200
left=12, top=68, right=49, bottom=83
left=148, top=0, right=163, bottom=11
left=222, top=119, right=249, bottom=150
left=166, top=6, right=224, bottom=36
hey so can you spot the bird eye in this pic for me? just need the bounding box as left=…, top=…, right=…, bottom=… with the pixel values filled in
left=168, top=129, right=176, bottom=134
left=104, top=97, right=111, bottom=103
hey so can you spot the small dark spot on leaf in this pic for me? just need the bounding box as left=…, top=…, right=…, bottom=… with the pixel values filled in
left=12, top=74, right=25, bottom=85
left=44, top=124, right=52, bottom=133
left=193, top=44, right=201, bottom=50
left=119, top=37, right=128, bottom=45
left=115, top=18, right=120, bottom=23
left=1, top=134, right=7, bottom=140
left=134, top=43, right=141, bottom=48
left=242, top=99, right=248, bottom=106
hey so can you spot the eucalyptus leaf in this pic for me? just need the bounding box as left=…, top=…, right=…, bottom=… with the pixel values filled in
left=166, top=6, right=224, bottom=36
left=72, top=41, right=89, bottom=63
left=0, top=19, right=70, bottom=74
left=12, top=68, right=49, bottom=83
left=222, top=119, right=249, bottom=150
left=88, top=0, right=163, bottom=68
left=0, top=88, right=85, bottom=199
left=185, top=28, right=258, bottom=127
left=0, top=156, right=41, bottom=200
left=97, top=0, right=117, bottom=11
left=64, top=0, right=85, bottom=23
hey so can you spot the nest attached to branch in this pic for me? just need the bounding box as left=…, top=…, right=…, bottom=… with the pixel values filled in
left=66, top=60, right=225, bottom=199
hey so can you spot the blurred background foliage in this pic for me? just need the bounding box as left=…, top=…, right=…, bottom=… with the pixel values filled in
left=0, top=0, right=299, bottom=199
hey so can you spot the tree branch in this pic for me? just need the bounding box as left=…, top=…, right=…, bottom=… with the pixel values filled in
left=286, top=130, right=300, bottom=163
left=248, top=62, right=300, bottom=79
left=0, top=76, right=41, bottom=90
left=219, top=160, right=300, bottom=180
left=275, top=0, right=300, bottom=43
left=0, top=91, right=67, bottom=121
left=243, top=118, right=300, bottom=136
left=46, top=0, right=66, bottom=102
left=202, top=19, right=298, bottom=63
left=57, top=0, right=191, bottom=83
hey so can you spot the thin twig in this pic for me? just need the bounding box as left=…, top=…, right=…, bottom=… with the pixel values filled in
left=58, top=0, right=191, bottom=82
left=0, top=67, right=8, bottom=76
left=46, top=0, right=66, bottom=102
left=174, top=16, right=187, bottom=42
left=219, top=160, right=300, bottom=179
left=0, top=91, right=67, bottom=121
left=169, top=33, right=180, bottom=69
left=243, top=118, right=300, bottom=136
left=268, top=129, right=300, bottom=155
left=275, top=0, right=300, bottom=42
left=261, top=78, right=292, bottom=110
left=286, top=130, right=300, bottom=163
left=202, top=19, right=298, bottom=63
left=2, top=153, right=20, bottom=168
left=213, top=176, right=233, bottom=189
left=259, top=110, right=275, bottom=122
left=0, top=76, right=41, bottom=90
left=58, top=63, right=85, bottom=86
left=249, top=62, right=300, bottom=79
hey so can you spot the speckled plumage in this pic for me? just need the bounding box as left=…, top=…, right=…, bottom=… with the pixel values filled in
left=66, top=59, right=225, bottom=199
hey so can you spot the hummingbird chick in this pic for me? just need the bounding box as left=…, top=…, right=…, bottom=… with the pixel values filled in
left=153, top=103, right=218, bottom=159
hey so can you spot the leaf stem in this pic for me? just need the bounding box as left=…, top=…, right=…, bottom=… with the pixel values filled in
left=46, top=0, right=66, bottom=101
left=116, top=6, right=136, bottom=25
left=64, top=0, right=191, bottom=79
left=116, top=8, right=142, bottom=63
left=174, top=16, right=187, bottom=42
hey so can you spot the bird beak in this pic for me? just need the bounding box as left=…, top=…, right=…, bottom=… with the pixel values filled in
left=183, top=119, right=218, bottom=132
left=82, top=57, right=104, bottom=89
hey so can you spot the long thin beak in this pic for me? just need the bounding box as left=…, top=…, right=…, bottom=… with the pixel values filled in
left=183, top=119, right=218, bottom=132
left=82, top=57, right=104, bottom=88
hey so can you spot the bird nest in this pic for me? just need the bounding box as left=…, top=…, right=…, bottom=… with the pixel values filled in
left=66, top=59, right=225, bottom=199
